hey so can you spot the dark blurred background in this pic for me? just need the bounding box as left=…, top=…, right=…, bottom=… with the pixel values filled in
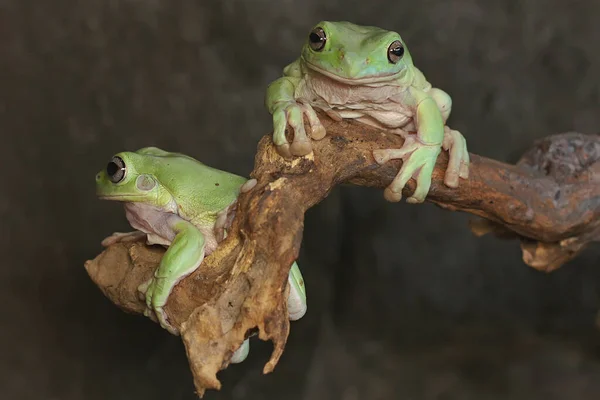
left=2, top=0, right=600, bottom=399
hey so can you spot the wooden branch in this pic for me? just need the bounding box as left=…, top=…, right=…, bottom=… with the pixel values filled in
left=84, top=112, right=600, bottom=397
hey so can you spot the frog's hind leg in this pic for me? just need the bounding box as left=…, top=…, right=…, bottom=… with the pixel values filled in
left=429, top=88, right=470, bottom=185
left=287, top=261, right=307, bottom=321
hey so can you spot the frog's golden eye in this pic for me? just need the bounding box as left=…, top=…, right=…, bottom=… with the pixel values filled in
left=387, top=40, right=404, bottom=64
left=107, top=156, right=126, bottom=183
left=309, top=27, right=326, bottom=51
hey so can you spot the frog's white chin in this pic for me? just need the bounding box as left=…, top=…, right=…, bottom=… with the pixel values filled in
left=304, top=62, right=402, bottom=85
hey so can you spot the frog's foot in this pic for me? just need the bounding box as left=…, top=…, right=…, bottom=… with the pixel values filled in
left=240, top=178, right=258, bottom=194
left=230, top=338, right=250, bottom=364
left=272, top=101, right=325, bottom=158
left=138, top=277, right=179, bottom=335
left=287, top=261, right=307, bottom=321
left=101, top=231, right=146, bottom=247
left=373, top=136, right=442, bottom=204
left=442, top=126, right=470, bottom=188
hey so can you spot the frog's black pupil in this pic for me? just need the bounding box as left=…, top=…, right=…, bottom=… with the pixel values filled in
left=309, top=32, right=322, bottom=43
left=392, top=46, right=404, bottom=56
left=107, top=162, right=118, bottom=176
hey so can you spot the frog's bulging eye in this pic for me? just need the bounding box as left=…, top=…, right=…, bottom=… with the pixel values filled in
left=107, top=156, right=126, bottom=183
left=309, top=27, right=326, bottom=51
left=387, top=40, right=405, bottom=63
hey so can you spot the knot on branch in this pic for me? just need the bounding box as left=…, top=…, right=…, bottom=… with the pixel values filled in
left=471, top=132, right=600, bottom=271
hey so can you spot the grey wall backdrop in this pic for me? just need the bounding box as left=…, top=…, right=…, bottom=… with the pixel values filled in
left=2, top=0, right=600, bottom=399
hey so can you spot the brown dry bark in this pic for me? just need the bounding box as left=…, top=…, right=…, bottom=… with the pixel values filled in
left=84, top=112, right=600, bottom=397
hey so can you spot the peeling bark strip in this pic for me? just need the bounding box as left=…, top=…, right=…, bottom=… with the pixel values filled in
left=84, top=113, right=600, bottom=397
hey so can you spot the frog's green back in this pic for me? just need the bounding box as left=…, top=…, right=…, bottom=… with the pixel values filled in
left=136, top=147, right=247, bottom=224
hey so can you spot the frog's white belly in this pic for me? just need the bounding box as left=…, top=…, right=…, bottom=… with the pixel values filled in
left=299, top=74, right=414, bottom=130
left=123, top=202, right=219, bottom=255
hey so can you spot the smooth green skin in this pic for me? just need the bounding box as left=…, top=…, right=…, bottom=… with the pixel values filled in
left=265, top=21, right=470, bottom=203
left=95, top=147, right=307, bottom=363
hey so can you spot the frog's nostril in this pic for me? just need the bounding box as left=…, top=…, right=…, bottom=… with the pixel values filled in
left=95, top=173, right=101, bottom=181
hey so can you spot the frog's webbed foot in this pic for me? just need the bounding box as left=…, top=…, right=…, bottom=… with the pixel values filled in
left=101, top=231, right=146, bottom=247
left=272, top=101, right=326, bottom=158
left=373, top=136, right=441, bottom=204
left=442, top=126, right=470, bottom=187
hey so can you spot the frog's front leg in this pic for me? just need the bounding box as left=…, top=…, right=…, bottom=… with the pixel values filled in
left=265, top=68, right=326, bottom=158
left=373, top=94, right=444, bottom=203
left=139, top=217, right=205, bottom=335
left=429, top=88, right=470, bottom=186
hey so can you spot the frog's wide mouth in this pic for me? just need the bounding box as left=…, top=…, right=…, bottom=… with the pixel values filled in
left=97, top=194, right=148, bottom=201
left=303, top=61, right=402, bottom=85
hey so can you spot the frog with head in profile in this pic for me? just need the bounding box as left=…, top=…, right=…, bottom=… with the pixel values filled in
left=95, top=147, right=307, bottom=363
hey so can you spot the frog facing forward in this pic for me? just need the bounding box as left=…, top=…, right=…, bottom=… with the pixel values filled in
left=95, top=147, right=307, bottom=363
left=266, top=21, right=470, bottom=203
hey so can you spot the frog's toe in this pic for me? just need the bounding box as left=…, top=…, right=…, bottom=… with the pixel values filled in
left=374, top=149, right=410, bottom=165
left=460, top=160, right=470, bottom=179
left=406, top=183, right=429, bottom=204
left=276, top=143, right=293, bottom=159
left=373, top=141, right=419, bottom=165
left=383, top=187, right=403, bottom=202
left=272, top=108, right=288, bottom=137
left=290, top=140, right=313, bottom=157
left=145, top=286, right=156, bottom=310
left=240, top=179, right=258, bottom=194
left=459, top=142, right=470, bottom=179
left=230, top=339, right=250, bottom=364
left=137, top=278, right=152, bottom=297
left=155, top=306, right=179, bottom=335
left=444, top=133, right=465, bottom=188
left=384, top=159, right=416, bottom=203
left=310, top=124, right=327, bottom=141
left=301, top=105, right=327, bottom=141
left=285, top=109, right=311, bottom=157
left=444, top=169, right=460, bottom=189
left=408, top=160, right=435, bottom=203
left=373, top=149, right=391, bottom=165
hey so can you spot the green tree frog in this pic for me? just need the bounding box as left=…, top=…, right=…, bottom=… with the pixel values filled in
left=265, top=21, right=470, bottom=203
left=95, top=147, right=307, bottom=363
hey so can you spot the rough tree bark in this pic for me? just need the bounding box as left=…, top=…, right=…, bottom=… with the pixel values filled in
left=84, top=112, right=600, bottom=397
